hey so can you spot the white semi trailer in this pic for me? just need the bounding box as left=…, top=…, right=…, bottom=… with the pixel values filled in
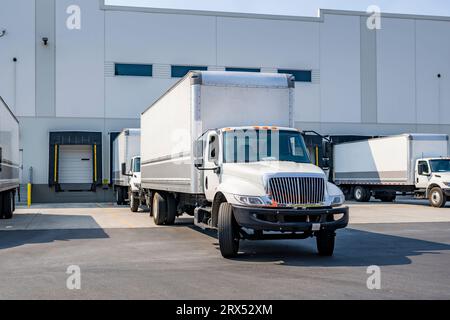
left=0, top=97, right=20, bottom=219
left=112, top=129, right=141, bottom=208
left=140, top=71, right=348, bottom=258
left=333, top=134, right=450, bottom=207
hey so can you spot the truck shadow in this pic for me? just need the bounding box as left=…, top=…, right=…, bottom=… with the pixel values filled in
left=191, top=225, right=450, bottom=267
left=0, top=214, right=109, bottom=250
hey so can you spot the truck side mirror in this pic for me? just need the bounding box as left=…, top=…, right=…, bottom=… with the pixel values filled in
left=194, top=140, right=204, bottom=168
left=322, top=158, right=330, bottom=169
left=121, top=163, right=128, bottom=176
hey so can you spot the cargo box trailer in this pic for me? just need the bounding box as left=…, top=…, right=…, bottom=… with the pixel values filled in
left=333, top=134, right=450, bottom=207
left=112, top=129, right=141, bottom=207
left=0, top=97, right=20, bottom=219
left=140, top=71, right=349, bottom=258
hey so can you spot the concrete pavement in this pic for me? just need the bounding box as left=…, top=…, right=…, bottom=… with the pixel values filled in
left=0, top=199, right=449, bottom=299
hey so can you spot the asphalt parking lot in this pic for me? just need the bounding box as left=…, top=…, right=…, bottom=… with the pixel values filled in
left=0, top=198, right=449, bottom=300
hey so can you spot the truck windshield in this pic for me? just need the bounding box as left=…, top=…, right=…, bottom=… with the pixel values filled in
left=223, top=129, right=310, bottom=164
left=133, top=157, right=141, bottom=173
left=429, top=159, right=450, bottom=173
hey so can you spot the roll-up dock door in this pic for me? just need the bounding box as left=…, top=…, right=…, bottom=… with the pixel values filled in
left=49, top=132, right=102, bottom=192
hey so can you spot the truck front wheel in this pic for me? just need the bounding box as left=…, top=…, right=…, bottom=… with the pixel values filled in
left=152, top=192, right=167, bottom=225
left=130, top=192, right=139, bottom=213
left=316, top=231, right=335, bottom=256
left=429, top=187, right=447, bottom=208
left=218, top=203, right=240, bottom=258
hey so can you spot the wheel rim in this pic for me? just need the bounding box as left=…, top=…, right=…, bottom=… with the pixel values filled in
left=153, top=195, right=159, bottom=220
left=432, top=191, right=441, bottom=205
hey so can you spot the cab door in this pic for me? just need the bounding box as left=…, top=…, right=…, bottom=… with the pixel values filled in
left=416, top=160, right=431, bottom=189
left=203, top=132, right=221, bottom=201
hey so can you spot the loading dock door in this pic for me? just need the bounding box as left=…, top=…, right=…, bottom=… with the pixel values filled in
left=59, top=145, right=93, bottom=185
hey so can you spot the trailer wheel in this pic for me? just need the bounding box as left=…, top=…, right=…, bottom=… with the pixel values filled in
left=130, top=192, right=139, bottom=213
left=152, top=192, right=167, bottom=225
left=354, top=186, right=370, bottom=202
left=316, top=231, right=335, bottom=256
left=166, top=194, right=177, bottom=225
left=218, top=203, right=240, bottom=258
left=429, top=187, right=446, bottom=208
left=1, top=191, right=14, bottom=220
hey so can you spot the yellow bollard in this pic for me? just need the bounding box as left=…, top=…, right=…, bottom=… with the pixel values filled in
left=27, top=183, right=32, bottom=208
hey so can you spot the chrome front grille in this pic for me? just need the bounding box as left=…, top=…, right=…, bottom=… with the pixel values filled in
left=267, top=176, right=325, bottom=205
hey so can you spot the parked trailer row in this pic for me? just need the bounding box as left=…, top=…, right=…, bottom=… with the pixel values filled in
left=138, top=71, right=349, bottom=258
left=0, top=97, right=19, bottom=219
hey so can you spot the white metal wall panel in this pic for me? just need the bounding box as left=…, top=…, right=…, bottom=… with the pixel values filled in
left=320, top=14, right=361, bottom=123
left=55, top=0, right=105, bottom=118
left=59, top=145, right=93, bottom=184
left=0, top=0, right=36, bottom=117
left=377, top=18, right=416, bottom=124
left=217, top=17, right=320, bottom=69
left=416, top=20, right=450, bottom=125
left=105, top=11, right=216, bottom=65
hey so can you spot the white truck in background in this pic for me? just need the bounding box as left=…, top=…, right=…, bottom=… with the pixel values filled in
left=333, top=134, right=450, bottom=207
left=140, top=71, right=349, bottom=258
left=0, top=97, right=20, bottom=219
left=112, top=129, right=141, bottom=211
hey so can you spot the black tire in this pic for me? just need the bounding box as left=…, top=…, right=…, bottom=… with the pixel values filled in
left=316, top=231, right=335, bottom=256
left=166, top=194, right=177, bottom=225
left=130, top=192, right=139, bottom=213
left=380, top=194, right=396, bottom=202
left=116, top=188, right=125, bottom=205
left=1, top=191, right=14, bottom=220
left=218, top=203, right=240, bottom=258
left=353, top=186, right=370, bottom=202
left=152, top=192, right=167, bottom=225
left=429, top=187, right=446, bottom=208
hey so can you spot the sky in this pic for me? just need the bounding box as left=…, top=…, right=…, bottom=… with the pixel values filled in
left=106, top=0, right=450, bottom=17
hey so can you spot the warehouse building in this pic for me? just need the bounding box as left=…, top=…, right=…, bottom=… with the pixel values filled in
left=0, top=0, right=449, bottom=202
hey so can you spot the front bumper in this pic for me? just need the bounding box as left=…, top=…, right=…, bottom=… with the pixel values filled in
left=232, top=205, right=349, bottom=232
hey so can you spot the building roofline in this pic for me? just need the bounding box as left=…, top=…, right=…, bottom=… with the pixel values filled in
left=99, top=1, right=450, bottom=22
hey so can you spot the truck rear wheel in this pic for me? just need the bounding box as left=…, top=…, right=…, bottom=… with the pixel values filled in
left=354, top=186, right=370, bottom=202
left=429, top=187, right=446, bottom=208
left=218, top=203, right=240, bottom=258
left=1, top=191, right=14, bottom=220
left=165, top=194, right=177, bottom=225
left=152, top=192, right=167, bottom=225
left=316, top=231, right=335, bottom=256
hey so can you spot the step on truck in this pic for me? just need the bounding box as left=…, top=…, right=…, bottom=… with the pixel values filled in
left=0, top=97, right=20, bottom=219
left=139, top=71, right=349, bottom=258
left=112, top=129, right=141, bottom=210
left=333, top=134, right=450, bottom=207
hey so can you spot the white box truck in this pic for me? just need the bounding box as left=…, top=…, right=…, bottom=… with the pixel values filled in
left=112, top=129, right=141, bottom=210
left=333, top=134, right=450, bottom=207
left=0, top=97, right=20, bottom=219
left=140, top=71, right=348, bottom=258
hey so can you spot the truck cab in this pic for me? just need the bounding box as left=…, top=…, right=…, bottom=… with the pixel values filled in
left=121, top=156, right=141, bottom=212
left=195, top=126, right=349, bottom=257
left=415, top=157, right=450, bottom=207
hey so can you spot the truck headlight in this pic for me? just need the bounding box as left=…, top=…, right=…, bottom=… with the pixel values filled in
left=331, top=195, right=345, bottom=207
left=234, top=195, right=269, bottom=206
